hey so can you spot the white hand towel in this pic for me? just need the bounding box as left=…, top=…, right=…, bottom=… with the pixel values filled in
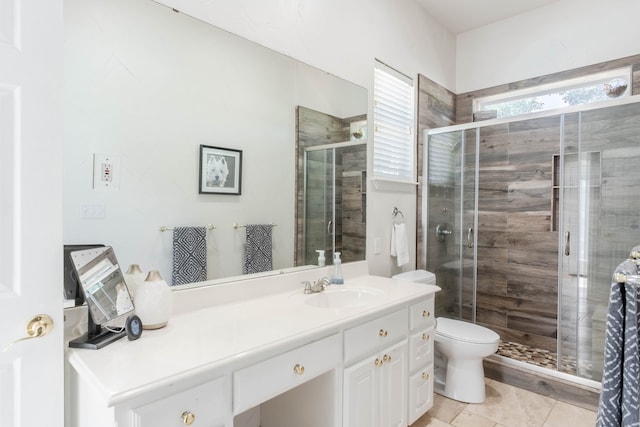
left=391, top=223, right=410, bottom=267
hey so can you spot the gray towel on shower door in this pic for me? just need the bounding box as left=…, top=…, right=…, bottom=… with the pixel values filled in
left=596, top=258, right=640, bottom=427
left=243, top=224, right=273, bottom=274
left=172, top=226, right=207, bottom=286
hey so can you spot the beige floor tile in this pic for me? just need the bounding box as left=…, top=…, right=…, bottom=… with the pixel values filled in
left=543, top=401, right=597, bottom=426
left=464, top=380, right=556, bottom=427
left=424, top=418, right=454, bottom=427
left=451, top=410, right=496, bottom=427
left=427, top=393, right=467, bottom=423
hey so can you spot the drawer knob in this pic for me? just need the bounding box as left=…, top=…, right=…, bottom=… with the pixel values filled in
left=422, top=333, right=430, bottom=341
left=374, top=358, right=384, bottom=367
left=379, top=329, right=388, bottom=337
left=293, top=364, right=305, bottom=375
left=181, top=411, right=195, bottom=425
left=383, top=354, right=392, bottom=363
left=422, top=372, right=430, bottom=381
left=422, top=310, right=431, bottom=318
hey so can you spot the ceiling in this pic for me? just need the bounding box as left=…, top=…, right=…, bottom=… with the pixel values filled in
left=416, top=0, right=563, bottom=34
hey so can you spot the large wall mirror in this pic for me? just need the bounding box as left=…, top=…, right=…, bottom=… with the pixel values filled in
left=63, top=0, right=367, bottom=291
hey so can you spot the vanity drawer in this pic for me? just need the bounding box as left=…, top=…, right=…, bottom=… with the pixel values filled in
left=409, top=327, right=434, bottom=372
left=409, top=296, right=435, bottom=331
left=233, top=333, right=341, bottom=415
left=130, top=376, right=230, bottom=427
left=344, top=308, right=408, bottom=363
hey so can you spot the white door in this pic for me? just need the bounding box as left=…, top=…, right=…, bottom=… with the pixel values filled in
left=0, top=0, right=64, bottom=426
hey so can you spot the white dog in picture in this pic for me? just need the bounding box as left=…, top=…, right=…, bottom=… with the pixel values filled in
left=206, top=155, right=229, bottom=187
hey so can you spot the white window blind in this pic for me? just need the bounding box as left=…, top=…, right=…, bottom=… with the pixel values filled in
left=373, top=60, right=415, bottom=181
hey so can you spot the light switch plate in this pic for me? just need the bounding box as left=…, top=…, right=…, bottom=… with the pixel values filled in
left=93, top=154, right=120, bottom=190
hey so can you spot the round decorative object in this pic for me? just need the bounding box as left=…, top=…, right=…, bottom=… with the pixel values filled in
left=124, top=263, right=145, bottom=298
left=125, top=314, right=143, bottom=341
left=134, top=270, right=173, bottom=329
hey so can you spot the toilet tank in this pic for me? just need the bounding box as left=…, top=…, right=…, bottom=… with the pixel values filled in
left=392, top=269, right=435, bottom=285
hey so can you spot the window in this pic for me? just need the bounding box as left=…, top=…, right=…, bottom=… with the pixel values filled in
left=372, top=60, right=415, bottom=181
left=474, top=67, right=632, bottom=120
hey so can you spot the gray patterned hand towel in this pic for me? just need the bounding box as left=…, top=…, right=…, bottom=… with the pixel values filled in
left=172, top=226, right=207, bottom=286
left=243, top=224, right=273, bottom=274
left=597, top=257, right=640, bottom=427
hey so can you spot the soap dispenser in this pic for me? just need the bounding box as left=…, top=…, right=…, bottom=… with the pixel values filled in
left=316, top=250, right=326, bottom=267
left=331, top=252, right=344, bottom=284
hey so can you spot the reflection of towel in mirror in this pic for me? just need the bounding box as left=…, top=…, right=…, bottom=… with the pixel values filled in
left=390, top=223, right=410, bottom=267
left=172, top=226, right=207, bottom=286
left=244, top=224, right=273, bottom=274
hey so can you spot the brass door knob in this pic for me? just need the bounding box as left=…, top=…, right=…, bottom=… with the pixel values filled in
left=3, top=314, right=54, bottom=352
left=374, top=358, right=383, bottom=367
left=422, top=372, right=430, bottom=381
left=423, top=310, right=431, bottom=318
left=181, top=411, right=195, bottom=425
left=383, top=354, right=392, bottom=363
left=379, top=329, right=388, bottom=337
left=422, top=333, right=430, bottom=341
left=293, top=364, right=305, bottom=375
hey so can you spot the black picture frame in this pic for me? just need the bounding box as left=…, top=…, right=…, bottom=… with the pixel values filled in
left=198, top=144, right=242, bottom=195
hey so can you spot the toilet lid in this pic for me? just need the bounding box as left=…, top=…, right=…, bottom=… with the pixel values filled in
left=436, top=317, right=500, bottom=344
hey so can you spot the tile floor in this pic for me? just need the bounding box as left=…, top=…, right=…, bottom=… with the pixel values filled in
left=410, top=379, right=597, bottom=427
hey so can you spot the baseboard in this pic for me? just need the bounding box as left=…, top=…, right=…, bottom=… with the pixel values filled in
left=483, top=357, right=600, bottom=412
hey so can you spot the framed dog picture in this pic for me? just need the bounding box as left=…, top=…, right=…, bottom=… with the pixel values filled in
left=199, top=145, right=242, bottom=195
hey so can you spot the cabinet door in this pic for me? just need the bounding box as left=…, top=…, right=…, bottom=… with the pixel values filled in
left=380, top=342, right=408, bottom=427
left=343, top=354, right=379, bottom=427
left=408, top=364, right=434, bottom=425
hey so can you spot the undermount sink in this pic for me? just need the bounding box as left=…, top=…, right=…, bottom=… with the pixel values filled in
left=304, top=287, right=383, bottom=309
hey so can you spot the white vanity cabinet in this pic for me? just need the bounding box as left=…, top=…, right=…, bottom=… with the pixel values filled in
left=343, top=308, right=409, bottom=427
left=66, top=271, right=440, bottom=427
left=407, top=295, right=436, bottom=425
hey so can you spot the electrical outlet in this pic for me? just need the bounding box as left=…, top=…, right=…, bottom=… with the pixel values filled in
left=93, top=154, right=120, bottom=190
left=101, top=162, right=113, bottom=182
left=374, top=237, right=382, bottom=255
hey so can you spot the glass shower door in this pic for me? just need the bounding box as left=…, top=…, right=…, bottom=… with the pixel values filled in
left=425, top=129, right=476, bottom=319
left=559, top=102, right=640, bottom=381
left=304, top=148, right=336, bottom=265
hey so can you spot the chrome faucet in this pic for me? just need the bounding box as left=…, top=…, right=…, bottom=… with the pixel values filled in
left=303, top=277, right=331, bottom=294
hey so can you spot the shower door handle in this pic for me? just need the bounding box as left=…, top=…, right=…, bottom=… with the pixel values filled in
left=327, top=220, right=333, bottom=236
left=467, top=227, right=474, bottom=248
left=564, top=231, right=570, bottom=256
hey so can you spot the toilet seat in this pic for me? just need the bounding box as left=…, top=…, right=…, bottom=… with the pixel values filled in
left=436, top=317, right=500, bottom=344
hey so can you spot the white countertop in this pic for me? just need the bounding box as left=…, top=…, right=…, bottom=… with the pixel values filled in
left=67, top=265, right=439, bottom=406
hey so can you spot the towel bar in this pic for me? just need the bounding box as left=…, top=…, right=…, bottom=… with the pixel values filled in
left=159, top=224, right=215, bottom=232
left=233, top=223, right=277, bottom=229
left=613, top=272, right=640, bottom=284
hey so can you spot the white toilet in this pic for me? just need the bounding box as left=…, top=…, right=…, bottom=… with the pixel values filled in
left=392, top=270, right=500, bottom=404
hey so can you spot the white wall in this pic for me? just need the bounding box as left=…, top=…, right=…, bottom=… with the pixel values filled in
left=456, top=0, right=640, bottom=93
left=64, top=0, right=367, bottom=282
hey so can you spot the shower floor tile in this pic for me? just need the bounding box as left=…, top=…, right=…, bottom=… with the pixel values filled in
left=496, top=340, right=581, bottom=374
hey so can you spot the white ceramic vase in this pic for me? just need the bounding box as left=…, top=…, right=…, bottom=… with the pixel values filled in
left=135, top=270, right=173, bottom=330
left=124, top=263, right=145, bottom=298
